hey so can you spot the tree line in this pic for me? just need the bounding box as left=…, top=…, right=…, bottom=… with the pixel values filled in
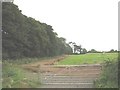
left=2, top=3, right=118, bottom=59
left=68, top=42, right=118, bottom=54
left=68, top=42, right=87, bottom=54
left=2, top=2, right=72, bottom=59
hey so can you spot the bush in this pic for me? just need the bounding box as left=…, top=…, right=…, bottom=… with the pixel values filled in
left=94, top=60, right=118, bottom=88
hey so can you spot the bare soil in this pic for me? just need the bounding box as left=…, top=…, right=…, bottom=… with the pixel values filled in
left=22, top=55, right=102, bottom=88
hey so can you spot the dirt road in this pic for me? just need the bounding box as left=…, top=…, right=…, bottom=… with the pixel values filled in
left=39, top=65, right=101, bottom=88
left=23, top=56, right=102, bottom=88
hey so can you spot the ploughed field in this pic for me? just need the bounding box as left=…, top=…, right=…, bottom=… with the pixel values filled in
left=39, top=65, right=102, bottom=88
left=23, top=53, right=118, bottom=88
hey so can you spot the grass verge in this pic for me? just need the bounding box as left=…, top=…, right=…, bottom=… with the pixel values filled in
left=94, top=60, right=118, bottom=88
left=2, top=55, right=65, bottom=88
left=2, top=61, right=41, bottom=88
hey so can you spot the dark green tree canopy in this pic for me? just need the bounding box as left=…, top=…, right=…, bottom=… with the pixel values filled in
left=2, top=2, right=72, bottom=59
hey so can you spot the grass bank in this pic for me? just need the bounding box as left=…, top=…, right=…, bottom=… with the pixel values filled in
left=2, top=61, right=41, bottom=88
left=2, top=56, right=52, bottom=88
left=2, top=55, right=65, bottom=88
left=94, top=52, right=119, bottom=88
left=94, top=60, right=118, bottom=88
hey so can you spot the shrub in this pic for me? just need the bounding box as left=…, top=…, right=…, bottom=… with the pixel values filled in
left=94, top=60, right=118, bottom=88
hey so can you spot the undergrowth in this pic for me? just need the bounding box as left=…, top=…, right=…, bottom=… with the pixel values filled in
left=2, top=61, right=41, bottom=88
left=94, top=60, right=118, bottom=88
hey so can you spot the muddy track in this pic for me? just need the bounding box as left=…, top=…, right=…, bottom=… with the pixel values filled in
left=22, top=56, right=102, bottom=88
left=39, top=65, right=102, bottom=88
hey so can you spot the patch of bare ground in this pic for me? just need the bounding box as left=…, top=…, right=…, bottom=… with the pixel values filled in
left=22, top=55, right=102, bottom=88
left=21, top=55, right=67, bottom=72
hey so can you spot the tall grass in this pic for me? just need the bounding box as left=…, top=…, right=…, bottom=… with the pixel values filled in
left=3, top=55, right=61, bottom=65
left=2, top=55, right=65, bottom=88
left=94, top=60, right=118, bottom=88
left=2, top=61, right=41, bottom=88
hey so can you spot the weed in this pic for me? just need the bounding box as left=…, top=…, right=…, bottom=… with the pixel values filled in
left=2, top=62, right=40, bottom=88
left=94, top=60, right=118, bottom=88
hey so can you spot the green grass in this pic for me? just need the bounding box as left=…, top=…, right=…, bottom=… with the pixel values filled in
left=94, top=61, right=118, bottom=88
left=94, top=52, right=120, bottom=88
left=2, top=55, right=63, bottom=88
left=57, top=53, right=118, bottom=65
left=2, top=61, right=41, bottom=88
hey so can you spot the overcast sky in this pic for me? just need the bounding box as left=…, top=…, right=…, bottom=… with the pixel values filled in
left=14, top=0, right=118, bottom=51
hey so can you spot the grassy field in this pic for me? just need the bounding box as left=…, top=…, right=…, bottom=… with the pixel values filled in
left=57, top=53, right=118, bottom=65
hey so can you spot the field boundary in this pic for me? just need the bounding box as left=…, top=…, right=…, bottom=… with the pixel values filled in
left=54, top=64, right=102, bottom=67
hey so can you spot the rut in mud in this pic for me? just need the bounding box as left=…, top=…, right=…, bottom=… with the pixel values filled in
left=23, top=56, right=102, bottom=88
left=39, top=65, right=102, bottom=88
